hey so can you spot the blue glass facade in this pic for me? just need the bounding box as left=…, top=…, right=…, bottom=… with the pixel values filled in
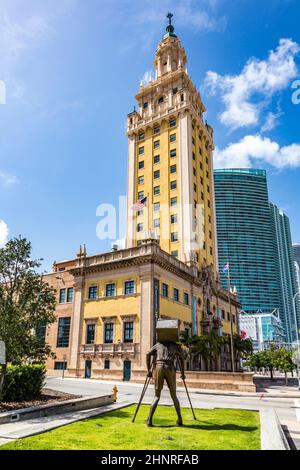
left=270, top=204, right=300, bottom=343
left=214, top=169, right=280, bottom=314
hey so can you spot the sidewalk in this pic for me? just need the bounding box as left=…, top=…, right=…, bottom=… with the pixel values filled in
left=0, top=400, right=134, bottom=447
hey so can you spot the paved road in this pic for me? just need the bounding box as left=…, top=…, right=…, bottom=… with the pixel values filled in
left=46, top=376, right=300, bottom=450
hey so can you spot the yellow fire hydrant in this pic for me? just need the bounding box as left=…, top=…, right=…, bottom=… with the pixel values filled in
left=113, top=385, right=118, bottom=402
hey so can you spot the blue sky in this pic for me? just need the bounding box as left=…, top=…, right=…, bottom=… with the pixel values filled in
left=0, top=0, right=299, bottom=271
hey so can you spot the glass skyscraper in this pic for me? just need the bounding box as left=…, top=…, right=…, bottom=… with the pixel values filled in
left=270, top=205, right=299, bottom=342
left=293, top=244, right=300, bottom=269
left=214, top=169, right=280, bottom=314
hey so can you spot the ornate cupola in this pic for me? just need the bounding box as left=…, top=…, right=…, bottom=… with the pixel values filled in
left=154, top=13, right=187, bottom=79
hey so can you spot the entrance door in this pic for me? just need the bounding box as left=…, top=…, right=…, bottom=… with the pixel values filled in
left=85, top=360, right=92, bottom=379
left=123, top=360, right=131, bottom=381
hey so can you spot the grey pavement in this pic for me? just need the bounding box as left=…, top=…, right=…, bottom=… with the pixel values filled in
left=45, top=376, right=300, bottom=450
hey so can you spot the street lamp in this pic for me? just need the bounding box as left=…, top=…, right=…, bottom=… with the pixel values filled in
left=292, top=291, right=300, bottom=391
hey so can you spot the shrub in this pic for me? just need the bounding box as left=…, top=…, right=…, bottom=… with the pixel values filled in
left=1, top=364, right=46, bottom=402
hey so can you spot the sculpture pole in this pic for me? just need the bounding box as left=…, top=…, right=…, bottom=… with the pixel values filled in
left=132, top=362, right=153, bottom=423
left=177, top=359, right=197, bottom=420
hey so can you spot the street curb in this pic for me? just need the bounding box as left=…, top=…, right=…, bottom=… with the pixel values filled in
left=0, top=394, right=114, bottom=425
left=260, top=408, right=290, bottom=450
left=0, top=401, right=135, bottom=447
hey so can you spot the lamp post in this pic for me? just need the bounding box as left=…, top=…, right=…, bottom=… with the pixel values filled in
left=292, top=291, right=300, bottom=391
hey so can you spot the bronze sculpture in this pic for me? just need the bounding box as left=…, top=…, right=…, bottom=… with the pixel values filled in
left=132, top=319, right=196, bottom=426
left=146, top=339, right=185, bottom=426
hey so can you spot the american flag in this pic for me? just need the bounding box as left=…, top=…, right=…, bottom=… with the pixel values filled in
left=223, top=262, right=229, bottom=274
left=131, top=196, right=147, bottom=211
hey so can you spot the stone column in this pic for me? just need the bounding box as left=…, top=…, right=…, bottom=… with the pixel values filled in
left=178, top=110, right=193, bottom=263
left=126, top=135, right=136, bottom=248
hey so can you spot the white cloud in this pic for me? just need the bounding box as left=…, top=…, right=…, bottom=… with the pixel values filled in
left=261, top=111, right=283, bottom=133
left=214, top=135, right=300, bottom=170
left=205, top=39, right=300, bottom=130
left=0, top=220, right=9, bottom=248
left=0, top=171, right=17, bottom=187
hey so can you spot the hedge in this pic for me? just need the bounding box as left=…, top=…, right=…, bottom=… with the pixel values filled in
left=1, top=364, right=46, bottom=402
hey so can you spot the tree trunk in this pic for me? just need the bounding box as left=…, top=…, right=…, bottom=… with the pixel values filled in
left=285, top=371, right=288, bottom=386
left=270, top=368, right=273, bottom=380
left=0, top=364, right=7, bottom=400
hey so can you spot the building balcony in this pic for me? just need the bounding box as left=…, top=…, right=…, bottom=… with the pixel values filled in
left=80, top=343, right=140, bottom=358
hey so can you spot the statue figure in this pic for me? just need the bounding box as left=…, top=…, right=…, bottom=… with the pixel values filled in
left=146, top=320, right=185, bottom=427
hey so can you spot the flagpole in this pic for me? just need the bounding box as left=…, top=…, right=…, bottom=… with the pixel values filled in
left=227, top=259, right=235, bottom=373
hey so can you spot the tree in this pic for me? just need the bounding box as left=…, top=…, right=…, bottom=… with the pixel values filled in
left=275, top=348, right=295, bottom=386
left=0, top=237, right=57, bottom=366
left=231, top=334, right=253, bottom=368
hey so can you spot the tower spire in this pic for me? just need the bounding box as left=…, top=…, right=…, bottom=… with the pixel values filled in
left=165, top=12, right=177, bottom=38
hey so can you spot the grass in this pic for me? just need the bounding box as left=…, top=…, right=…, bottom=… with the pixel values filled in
left=1, top=405, right=261, bottom=450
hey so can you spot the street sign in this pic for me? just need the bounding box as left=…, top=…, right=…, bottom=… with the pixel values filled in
left=0, top=341, right=6, bottom=365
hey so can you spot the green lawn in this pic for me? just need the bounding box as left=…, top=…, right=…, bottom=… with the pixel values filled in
left=1, top=405, right=261, bottom=450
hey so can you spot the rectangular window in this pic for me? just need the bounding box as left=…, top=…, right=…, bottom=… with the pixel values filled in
left=67, top=288, right=74, bottom=303
left=171, top=214, right=177, bottom=224
left=106, top=283, right=116, bottom=297
left=143, top=102, right=148, bottom=109
left=124, top=280, right=135, bottom=295
left=59, top=288, right=66, bottom=304
left=154, top=202, right=160, bottom=212
left=86, top=324, right=95, bottom=345
left=154, top=170, right=160, bottom=179
left=171, top=232, right=178, bottom=242
left=158, top=96, right=164, bottom=104
left=137, top=223, right=143, bottom=232
left=154, top=140, right=160, bottom=149
left=154, top=186, right=160, bottom=196
left=227, top=312, right=230, bottom=321
left=171, top=250, right=178, bottom=258
left=172, top=88, right=178, bottom=95
left=139, top=132, right=145, bottom=140
left=162, top=283, right=169, bottom=298
left=36, top=323, right=46, bottom=345
left=54, top=362, right=67, bottom=370
left=104, top=323, right=114, bottom=344
left=104, top=359, right=110, bottom=369
left=153, top=218, right=160, bottom=228
left=139, top=146, right=144, bottom=155
left=88, top=286, right=98, bottom=299
left=170, top=133, right=176, bottom=143
left=170, top=149, right=177, bottom=158
left=170, top=164, right=177, bottom=174
left=154, top=126, right=160, bottom=134
left=124, top=322, right=134, bottom=343
left=154, top=155, right=160, bottom=164
left=138, top=176, right=144, bottom=185
left=57, top=317, right=71, bottom=348
left=170, top=197, right=177, bottom=207
left=139, top=161, right=144, bottom=170
left=170, top=118, right=176, bottom=127
left=221, top=310, right=225, bottom=320
left=170, top=180, right=177, bottom=190
left=173, top=288, right=179, bottom=302
left=184, top=292, right=189, bottom=305
left=138, top=191, right=144, bottom=200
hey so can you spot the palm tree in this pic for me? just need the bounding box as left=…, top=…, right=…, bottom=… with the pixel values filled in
left=231, top=334, right=253, bottom=370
